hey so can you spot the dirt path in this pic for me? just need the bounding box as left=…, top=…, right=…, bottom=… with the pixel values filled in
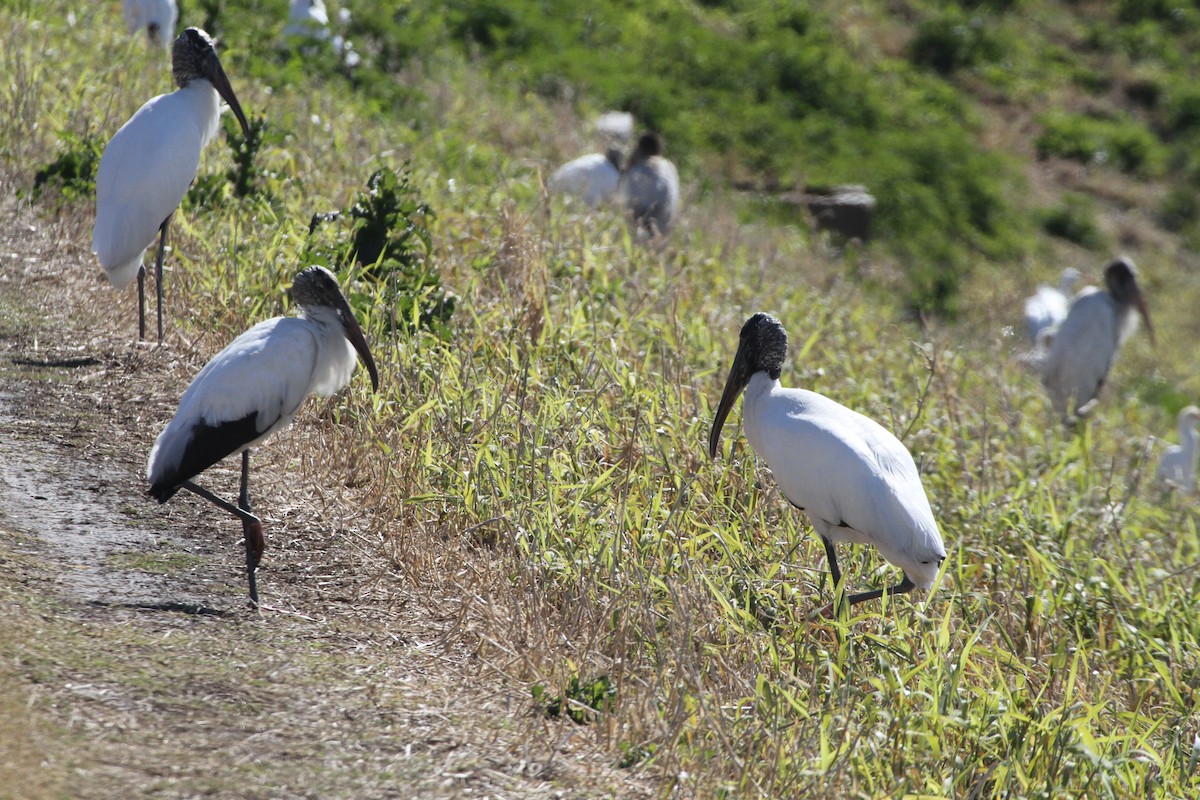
left=0, top=199, right=650, bottom=798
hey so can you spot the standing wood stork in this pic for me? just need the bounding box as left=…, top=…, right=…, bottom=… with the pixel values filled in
left=1024, top=267, right=1081, bottom=344
left=147, top=266, right=380, bottom=607
left=549, top=146, right=623, bottom=208
left=283, top=0, right=331, bottom=41
left=122, top=0, right=178, bottom=49
left=619, top=132, right=680, bottom=237
left=1157, top=406, right=1200, bottom=494
left=708, top=313, right=946, bottom=610
left=93, top=28, right=250, bottom=344
left=1041, top=256, right=1154, bottom=422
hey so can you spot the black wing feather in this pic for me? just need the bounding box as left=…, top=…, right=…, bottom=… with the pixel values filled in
left=148, top=413, right=261, bottom=502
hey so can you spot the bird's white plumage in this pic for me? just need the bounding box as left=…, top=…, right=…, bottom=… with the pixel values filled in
left=1024, top=267, right=1081, bottom=343
left=620, top=156, right=680, bottom=236
left=284, top=0, right=330, bottom=39
left=93, top=83, right=222, bottom=289
left=1041, top=288, right=1138, bottom=419
left=1158, top=407, right=1200, bottom=493
left=123, top=0, right=178, bottom=47
left=147, top=306, right=358, bottom=487
left=594, top=111, right=634, bottom=143
left=549, top=152, right=621, bottom=208
left=739, top=373, right=945, bottom=589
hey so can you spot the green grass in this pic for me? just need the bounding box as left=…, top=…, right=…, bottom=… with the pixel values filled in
left=5, top=0, right=1200, bottom=797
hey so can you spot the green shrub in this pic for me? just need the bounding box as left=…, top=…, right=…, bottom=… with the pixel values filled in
left=306, top=165, right=451, bottom=337
left=24, top=130, right=103, bottom=207
left=1035, top=111, right=1164, bottom=174
left=909, top=10, right=1008, bottom=75
left=1037, top=194, right=1105, bottom=248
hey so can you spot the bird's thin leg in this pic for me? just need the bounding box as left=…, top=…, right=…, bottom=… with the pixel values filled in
left=154, top=215, right=171, bottom=345
left=845, top=574, right=916, bottom=607
left=177, top=478, right=263, bottom=607
left=137, top=264, right=147, bottom=341
left=238, top=449, right=264, bottom=608
left=820, top=536, right=850, bottom=618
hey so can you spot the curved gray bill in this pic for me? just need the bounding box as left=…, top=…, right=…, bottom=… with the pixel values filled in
left=209, top=60, right=250, bottom=137
left=1134, top=294, right=1154, bottom=346
left=337, top=298, right=380, bottom=391
left=708, top=347, right=749, bottom=459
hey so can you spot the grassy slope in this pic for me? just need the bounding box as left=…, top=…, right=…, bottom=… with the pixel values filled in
left=3, top=0, right=1200, bottom=797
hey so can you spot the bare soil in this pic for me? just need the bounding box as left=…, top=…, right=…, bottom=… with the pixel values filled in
left=0, top=196, right=652, bottom=799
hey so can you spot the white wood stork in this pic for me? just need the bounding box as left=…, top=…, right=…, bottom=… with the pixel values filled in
left=708, top=313, right=946, bottom=610
left=1158, top=406, right=1200, bottom=494
left=122, top=0, right=178, bottom=49
left=1024, top=267, right=1081, bottom=344
left=92, top=28, right=250, bottom=344
left=1041, top=256, right=1153, bottom=422
left=147, top=266, right=380, bottom=606
left=283, top=0, right=330, bottom=40
left=619, top=132, right=680, bottom=237
left=549, top=146, right=623, bottom=208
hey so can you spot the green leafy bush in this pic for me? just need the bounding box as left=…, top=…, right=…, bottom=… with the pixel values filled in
left=532, top=673, right=616, bottom=725
left=186, top=114, right=275, bottom=210
left=1035, top=111, right=1165, bottom=174
left=24, top=130, right=103, bottom=207
left=1038, top=193, right=1105, bottom=248
left=306, top=165, right=450, bottom=337
left=909, top=10, right=1008, bottom=75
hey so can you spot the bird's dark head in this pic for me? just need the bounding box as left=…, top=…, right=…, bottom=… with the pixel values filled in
left=172, top=28, right=250, bottom=137
left=291, top=266, right=380, bottom=391
left=1104, top=255, right=1154, bottom=344
left=627, top=132, right=664, bottom=168
left=708, top=312, right=789, bottom=459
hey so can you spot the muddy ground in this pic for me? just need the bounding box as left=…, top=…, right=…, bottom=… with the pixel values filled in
left=0, top=199, right=651, bottom=798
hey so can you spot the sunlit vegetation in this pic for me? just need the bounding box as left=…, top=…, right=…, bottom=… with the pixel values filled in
left=4, top=0, right=1200, bottom=796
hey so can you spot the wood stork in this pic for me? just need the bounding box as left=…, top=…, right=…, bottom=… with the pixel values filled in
left=92, top=28, right=250, bottom=344
left=619, top=132, right=680, bottom=237
left=122, top=0, right=178, bottom=49
left=1157, top=406, right=1200, bottom=494
left=1041, top=256, right=1153, bottom=422
left=708, top=313, right=946, bottom=610
left=147, top=266, right=380, bottom=607
left=1024, top=267, right=1081, bottom=344
left=283, top=0, right=331, bottom=40
left=549, top=146, right=623, bottom=208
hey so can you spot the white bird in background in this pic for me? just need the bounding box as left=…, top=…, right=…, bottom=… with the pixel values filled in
left=1024, top=267, right=1082, bottom=344
left=1041, top=256, right=1154, bottom=422
left=122, top=0, right=178, bottom=49
left=93, top=28, right=250, bottom=344
left=593, top=111, right=634, bottom=144
left=620, top=132, right=681, bottom=237
left=147, top=266, right=380, bottom=607
left=1158, top=406, right=1200, bottom=494
left=549, top=146, right=623, bottom=208
left=283, top=0, right=330, bottom=40
left=282, top=0, right=361, bottom=69
left=709, top=313, right=946, bottom=611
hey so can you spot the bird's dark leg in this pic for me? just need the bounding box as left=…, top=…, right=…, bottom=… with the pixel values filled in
left=137, top=264, right=147, bottom=341
left=177, top=477, right=263, bottom=608
left=845, top=574, right=917, bottom=607
left=239, top=449, right=264, bottom=608
left=820, top=536, right=849, bottom=618
left=153, top=215, right=171, bottom=345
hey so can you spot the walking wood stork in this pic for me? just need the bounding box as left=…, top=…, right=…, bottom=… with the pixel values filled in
left=93, top=28, right=250, bottom=344
left=708, top=313, right=946, bottom=610
left=122, top=0, right=178, bottom=48
left=1041, top=256, right=1153, bottom=422
left=1024, top=267, right=1081, bottom=344
left=549, top=146, right=623, bottom=208
left=147, top=266, right=380, bottom=607
left=619, top=132, right=680, bottom=237
left=1157, top=406, right=1200, bottom=494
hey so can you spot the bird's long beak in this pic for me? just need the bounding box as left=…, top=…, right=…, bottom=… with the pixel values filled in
left=208, top=59, right=250, bottom=137
left=708, top=344, right=750, bottom=459
left=337, top=298, right=380, bottom=391
left=1134, top=293, right=1155, bottom=346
